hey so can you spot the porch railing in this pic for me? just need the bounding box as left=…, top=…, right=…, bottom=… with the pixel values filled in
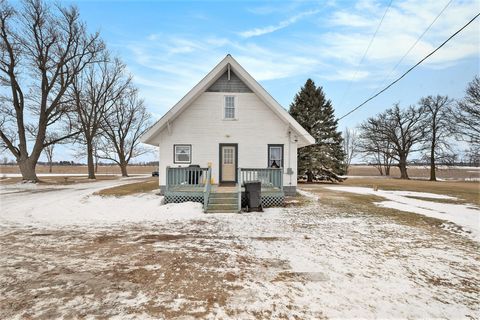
left=240, top=168, right=283, bottom=190
left=203, top=167, right=212, bottom=212
left=166, top=166, right=209, bottom=192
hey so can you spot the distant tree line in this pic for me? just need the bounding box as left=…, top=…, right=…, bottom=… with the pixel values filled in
left=343, top=76, right=480, bottom=181
left=0, top=0, right=152, bottom=181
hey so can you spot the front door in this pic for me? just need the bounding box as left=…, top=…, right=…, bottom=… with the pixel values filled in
left=220, top=144, right=237, bottom=183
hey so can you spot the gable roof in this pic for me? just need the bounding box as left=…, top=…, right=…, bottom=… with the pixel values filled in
left=141, top=54, right=316, bottom=147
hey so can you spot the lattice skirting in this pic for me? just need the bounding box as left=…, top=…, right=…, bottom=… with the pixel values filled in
left=165, top=192, right=284, bottom=207
left=241, top=194, right=285, bottom=208
left=164, top=194, right=204, bottom=204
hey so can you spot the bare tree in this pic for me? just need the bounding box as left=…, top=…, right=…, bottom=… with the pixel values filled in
left=360, top=104, right=426, bottom=179
left=72, top=136, right=102, bottom=173
left=454, top=76, right=480, bottom=146
left=71, top=55, right=130, bottom=179
left=419, top=95, right=454, bottom=181
left=358, top=122, right=395, bottom=176
left=0, top=0, right=103, bottom=181
left=464, top=145, right=479, bottom=166
left=43, top=143, right=54, bottom=173
left=342, top=127, right=358, bottom=174
left=99, top=88, right=151, bottom=177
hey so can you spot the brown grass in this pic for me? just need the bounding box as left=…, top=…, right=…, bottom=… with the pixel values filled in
left=341, top=177, right=480, bottom=206
left=95, top=178, right=159, bottom=196
left=0, top=222, right=251, bottom=319
left=0, top=164, right=156, bottom=174
left=300, top=184, right=452, bottom=233
left=285, top=192, right=311, bottom=207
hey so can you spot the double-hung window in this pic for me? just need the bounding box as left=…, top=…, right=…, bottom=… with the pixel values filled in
left=174, top=144, right=191, bottom=164
left=268, top=145, right=284, bottom=168
left=224, top=96, right=235, bottom=119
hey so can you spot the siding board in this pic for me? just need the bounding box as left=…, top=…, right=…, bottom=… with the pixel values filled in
left=206, top=70, right=253, bottom=93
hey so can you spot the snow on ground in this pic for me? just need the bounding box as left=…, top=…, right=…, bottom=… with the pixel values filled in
left=217, top=200, right=479, bottom=319
left=0, top=179, right=203, bottom=227
left=327, top=186, right=480, bottom=242
left=0, top=180, right=479, bottom=318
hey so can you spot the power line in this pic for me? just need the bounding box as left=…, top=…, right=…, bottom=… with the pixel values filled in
left=371, top=0, right=454, bottom=95
left=338, top=12, right=480, bottom=121
left=337, top=0, right=394, bottom=106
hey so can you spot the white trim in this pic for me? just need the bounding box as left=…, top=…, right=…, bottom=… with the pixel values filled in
left=140, top=55, right=315, bottom=147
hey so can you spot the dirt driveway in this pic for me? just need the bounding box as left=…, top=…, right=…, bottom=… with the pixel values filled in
left=0, top=182, right=479, bottom=319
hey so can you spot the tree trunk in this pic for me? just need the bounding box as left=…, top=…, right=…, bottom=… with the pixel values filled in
left=385, top=165, right=391, bottom=176
left=49, top=161, right=52, bottom=173
left=18, top=158, right=38, bottom=182
left=120, top=161, right=128, bottom=177
left=398, top=155, right=409, bottom=179
left=86, top=141, right=96, bottom=179
left=429, top=140, right=436, bottom=181
left=306, top=170, right=314, bottom=182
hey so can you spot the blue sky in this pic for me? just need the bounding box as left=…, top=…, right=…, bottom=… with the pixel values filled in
left=6, top=0, right=480, bottom=163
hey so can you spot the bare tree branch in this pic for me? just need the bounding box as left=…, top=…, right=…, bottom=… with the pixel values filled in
left=98, top=87, right=151, bottom=176
left=0, top=0, right=103, bottom=181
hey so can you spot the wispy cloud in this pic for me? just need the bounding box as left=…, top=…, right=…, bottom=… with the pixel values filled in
left=120, top=0, right=478, bottom=116
left=238, top=9, right=320, bottom=38
left=320, top=0, right=479, bottom=78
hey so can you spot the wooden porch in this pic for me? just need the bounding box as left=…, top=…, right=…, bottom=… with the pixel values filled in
left=164, top=166, right=285, bottom=212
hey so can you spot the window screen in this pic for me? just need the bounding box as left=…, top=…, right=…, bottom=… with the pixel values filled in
left=224, top=96, right=235, bottom=119
left=174, top=145, right=191, bottom=163
left=268, top=146, right=283, bottom=168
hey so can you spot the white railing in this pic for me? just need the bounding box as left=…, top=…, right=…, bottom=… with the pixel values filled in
left=240, top=168, right=283, bottom=189
left=166, top=166, right=209, bottom=192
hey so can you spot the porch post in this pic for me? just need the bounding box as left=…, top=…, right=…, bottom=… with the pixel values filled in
left=166, top=166, right=170, bottom=192
left=280, top=168, right=283, bottom=190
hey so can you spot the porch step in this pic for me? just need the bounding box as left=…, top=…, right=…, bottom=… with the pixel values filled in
left=209, top=192, right=237, bottom=199
left=209, top=197, right=238, bottom=204
left=206, top=204, right=239, bottom=213
left=206, top=192, right=238, bottom=213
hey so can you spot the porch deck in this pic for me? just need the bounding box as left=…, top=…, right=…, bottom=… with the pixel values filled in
left=163, top=166, right=285, bottom=211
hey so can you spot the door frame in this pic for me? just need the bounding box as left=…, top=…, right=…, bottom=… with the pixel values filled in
left=219, top=143, right=238, bottom=184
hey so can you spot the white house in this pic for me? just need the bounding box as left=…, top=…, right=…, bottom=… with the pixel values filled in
left=141, top=55, right=314, bottom=212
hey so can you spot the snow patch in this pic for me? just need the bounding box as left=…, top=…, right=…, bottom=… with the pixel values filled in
left=0, top=180, right=204, bottom=227
left=326, top=186, right=480, bottom=241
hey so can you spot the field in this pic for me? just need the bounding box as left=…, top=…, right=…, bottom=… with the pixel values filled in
left=348, top=164, right=479, bottom=180
left=0, top=164, right=156, bottom=175
left=1, top=164, right=478, bottom=179
left=0, top=176, right=478, bottom=318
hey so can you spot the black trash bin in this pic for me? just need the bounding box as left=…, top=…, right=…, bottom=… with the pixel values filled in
left=188, top=165, right=202, bottom=184
left=245, top=181, right=262, bottom=212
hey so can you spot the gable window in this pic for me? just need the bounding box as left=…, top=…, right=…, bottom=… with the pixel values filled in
left=174, top=144, right=191, bottom=164
left=268, top=144, right=284, bottom=168
left=224, top=96, right=235, bottom=119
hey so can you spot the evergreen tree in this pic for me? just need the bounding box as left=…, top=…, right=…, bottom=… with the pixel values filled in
left=289, top=79, right=345, bottom=181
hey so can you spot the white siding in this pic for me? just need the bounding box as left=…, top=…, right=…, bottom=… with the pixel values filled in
left=153, top=92, right=298, bottom=187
